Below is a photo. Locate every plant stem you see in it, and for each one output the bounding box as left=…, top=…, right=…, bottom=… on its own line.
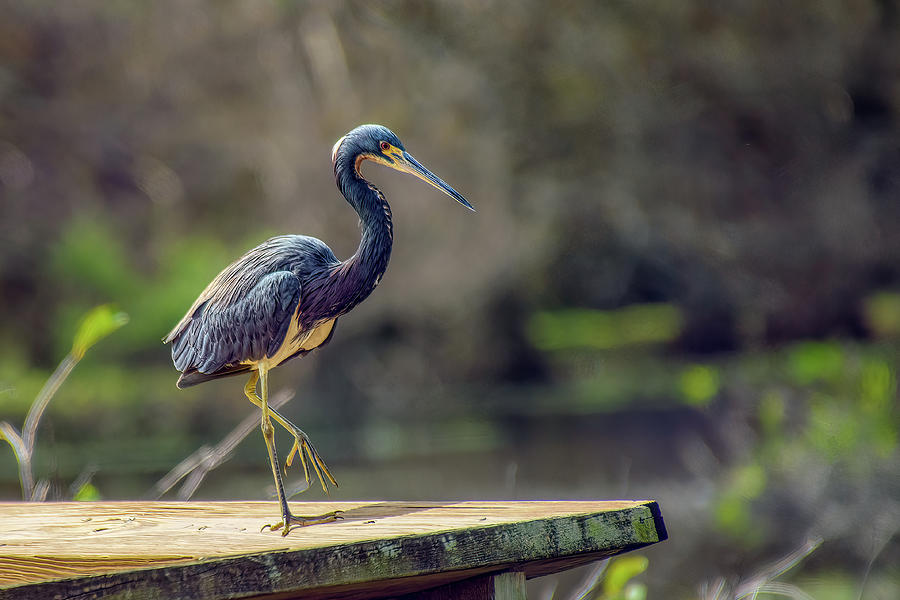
left=19, top=353, right=79, bottom=499
left=0, top=422, right=30, bottom=500
left=24, top=354, right=78, bottom=451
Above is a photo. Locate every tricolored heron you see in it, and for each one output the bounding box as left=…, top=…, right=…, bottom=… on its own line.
left=164, top=124, right=472, bottom=534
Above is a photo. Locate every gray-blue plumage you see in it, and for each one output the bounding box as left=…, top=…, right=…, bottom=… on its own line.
left=165, top=235, right=341, bottom=388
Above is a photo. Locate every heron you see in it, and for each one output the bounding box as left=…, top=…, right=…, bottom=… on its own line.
left=164, top=124, right=472, bottom=534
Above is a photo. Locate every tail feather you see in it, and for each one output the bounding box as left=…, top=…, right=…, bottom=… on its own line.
left=176, top=365, right=252, bottom=389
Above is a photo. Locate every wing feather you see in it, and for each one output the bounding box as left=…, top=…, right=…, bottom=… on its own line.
left=169, top=270, right=301, bottom=377
left=165, top=235, right=341, bottom=388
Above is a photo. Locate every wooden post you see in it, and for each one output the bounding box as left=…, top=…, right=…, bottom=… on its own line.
left=407, top=571, right=526, bottom=600
left=493, top=572, right=527, bottom=600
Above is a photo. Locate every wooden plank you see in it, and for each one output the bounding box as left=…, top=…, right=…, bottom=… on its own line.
left=0, top=500, right=667, bottom=600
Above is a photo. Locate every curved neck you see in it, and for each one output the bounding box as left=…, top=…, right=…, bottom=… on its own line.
left=328, top=149, right=394, bottom=316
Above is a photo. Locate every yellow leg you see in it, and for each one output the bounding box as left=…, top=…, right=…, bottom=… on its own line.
left=249, top=367, right=340, bottom=536
left=244, top=372, right=338, bottom=493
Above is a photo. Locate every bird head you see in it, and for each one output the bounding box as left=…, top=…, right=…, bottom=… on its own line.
left=332, top=124, right=474, bottom=211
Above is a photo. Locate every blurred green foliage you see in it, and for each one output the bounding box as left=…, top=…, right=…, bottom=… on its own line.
left=715, top=463, right=768, bottom=543
left=678, top=365, right=720, bottom=407
left=786, top=342, right=844, bottom=386
left=48, top=214, right=227, bottom=358
left=527, top=304, right=683, bottom=351
left=715, top=341, right=899, bottom=545
left=863, top=293, right=900, bottom=339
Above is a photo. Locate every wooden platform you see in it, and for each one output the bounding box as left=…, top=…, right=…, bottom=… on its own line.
left=0, top=500, right=666, bottom=599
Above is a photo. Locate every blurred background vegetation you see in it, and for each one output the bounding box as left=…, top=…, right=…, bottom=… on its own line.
left=1, top=1, right=899, bottom=598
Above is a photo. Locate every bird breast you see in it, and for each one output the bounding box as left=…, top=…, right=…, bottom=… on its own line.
left=252, top=309, right=336, bottom=369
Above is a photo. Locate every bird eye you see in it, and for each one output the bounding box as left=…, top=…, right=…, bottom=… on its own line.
left=379, top=141, right=391, bottom=152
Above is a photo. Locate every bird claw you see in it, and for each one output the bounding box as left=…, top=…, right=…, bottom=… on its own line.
left=283, top=430, right=338, bottom=494
left=261, top=510, right=343, bottom=536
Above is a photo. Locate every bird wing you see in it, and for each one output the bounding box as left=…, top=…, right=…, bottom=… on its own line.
left=168, top=269, right=302, bottom=378
left=164, top=235, right=342, bottom=387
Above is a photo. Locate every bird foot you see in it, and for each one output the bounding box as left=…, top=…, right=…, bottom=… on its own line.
left=284, top=429, right=338, bottom=494
left=262, top=510, right=343, bottom=536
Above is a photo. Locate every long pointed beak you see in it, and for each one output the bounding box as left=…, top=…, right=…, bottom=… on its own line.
left=398, top=151, right=475, bottom=211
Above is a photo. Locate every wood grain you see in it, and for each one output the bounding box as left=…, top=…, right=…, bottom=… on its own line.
left=0, top=500, right=667, bottom=599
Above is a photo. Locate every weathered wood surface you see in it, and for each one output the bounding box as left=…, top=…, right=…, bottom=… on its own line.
left=0, top=500, right=666, bottom=600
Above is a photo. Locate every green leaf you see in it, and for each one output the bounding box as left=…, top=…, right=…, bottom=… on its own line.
left=602, top=555, right=649, bottom=598
left=73, top=482, right=102, bottom=501
left=71, top=305, right=129, bottom=360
